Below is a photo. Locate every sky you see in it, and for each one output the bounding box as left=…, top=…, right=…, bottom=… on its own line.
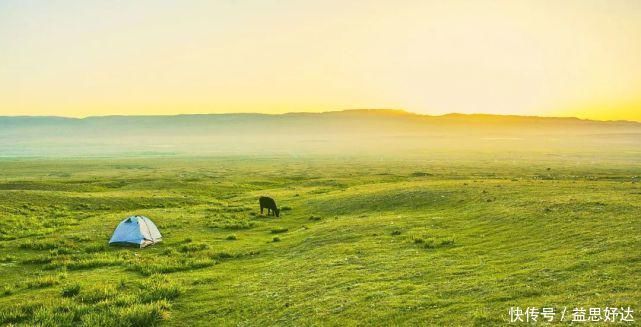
left=1, top=0, right=640, bottom=120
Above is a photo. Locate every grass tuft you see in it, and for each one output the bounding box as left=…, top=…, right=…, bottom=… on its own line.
left=270, top=227, right=288, bottom=234
left=179, top=242, right=209, bottom=252
left=24, top=274, right=62, bottom=289
left=1, top=285, right=14, bottom=296
left=129, top=258, right=215, bottom=276
left=138, top=275, right=183, bottom=303
left=78, top=285, right=118, bottom=304
left=61, top=283, right=81, bottom=297
left=412, top=236, right=455, bottom=249
left=0, top=255, right=16, bottom=263
left=209, top=220, right=255, bottom=230
left=115, top=300, right=170, bottom=327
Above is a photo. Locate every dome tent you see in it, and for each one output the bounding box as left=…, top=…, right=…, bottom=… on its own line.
left=109, top=216, right=162, bottom=248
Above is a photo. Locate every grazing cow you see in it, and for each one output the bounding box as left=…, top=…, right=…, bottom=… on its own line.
left=259, top=196, right=280, bottom=217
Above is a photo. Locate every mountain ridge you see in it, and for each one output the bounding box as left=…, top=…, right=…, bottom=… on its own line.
left=1, top=109, right=640, bottom=157
left=0, top=109, right=639, bottom=124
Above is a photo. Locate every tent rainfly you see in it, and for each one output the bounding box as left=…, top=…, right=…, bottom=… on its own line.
left=109, top=215, right=162, bottom=248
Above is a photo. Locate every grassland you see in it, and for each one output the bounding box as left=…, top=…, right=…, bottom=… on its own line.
left=0, top=155, right=640, bottom=326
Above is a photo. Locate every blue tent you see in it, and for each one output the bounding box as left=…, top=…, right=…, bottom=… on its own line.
left=109, top=216, right=162, bottom=248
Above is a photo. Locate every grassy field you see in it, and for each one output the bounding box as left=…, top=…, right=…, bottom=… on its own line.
left=0, top=155, right=640, bottom=326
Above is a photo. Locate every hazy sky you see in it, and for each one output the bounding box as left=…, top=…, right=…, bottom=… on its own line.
left=1, top=0, right=640, bottom=120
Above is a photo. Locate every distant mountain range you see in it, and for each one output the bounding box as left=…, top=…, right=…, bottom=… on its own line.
left=1, top=110, right=640, bottom=157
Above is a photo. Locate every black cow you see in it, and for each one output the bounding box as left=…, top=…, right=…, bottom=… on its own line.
left=259, top=196, right=280, bottom=217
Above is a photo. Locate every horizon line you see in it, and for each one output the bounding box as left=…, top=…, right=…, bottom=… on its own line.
left=1, top=108, right=639, bottom=124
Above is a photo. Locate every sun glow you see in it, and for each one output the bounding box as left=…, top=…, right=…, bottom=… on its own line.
left=1, top=1, right=640, bottom=120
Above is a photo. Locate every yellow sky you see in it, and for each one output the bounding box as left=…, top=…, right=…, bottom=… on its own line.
left=1, top=0, right=640, bottom=120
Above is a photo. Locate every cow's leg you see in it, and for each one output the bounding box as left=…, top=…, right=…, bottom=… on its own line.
left=268, top=208, right=271, bottom=216
left=260, top=206, right=264, bottom=215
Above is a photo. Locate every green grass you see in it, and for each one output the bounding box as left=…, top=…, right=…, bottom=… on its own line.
left=0, top=155, right=640, bottom=325
left=270, top=227, right=289, bottom=234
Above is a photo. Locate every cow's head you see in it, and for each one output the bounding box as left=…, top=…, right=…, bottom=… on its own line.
left=274, top=208, right=280, bottom=217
